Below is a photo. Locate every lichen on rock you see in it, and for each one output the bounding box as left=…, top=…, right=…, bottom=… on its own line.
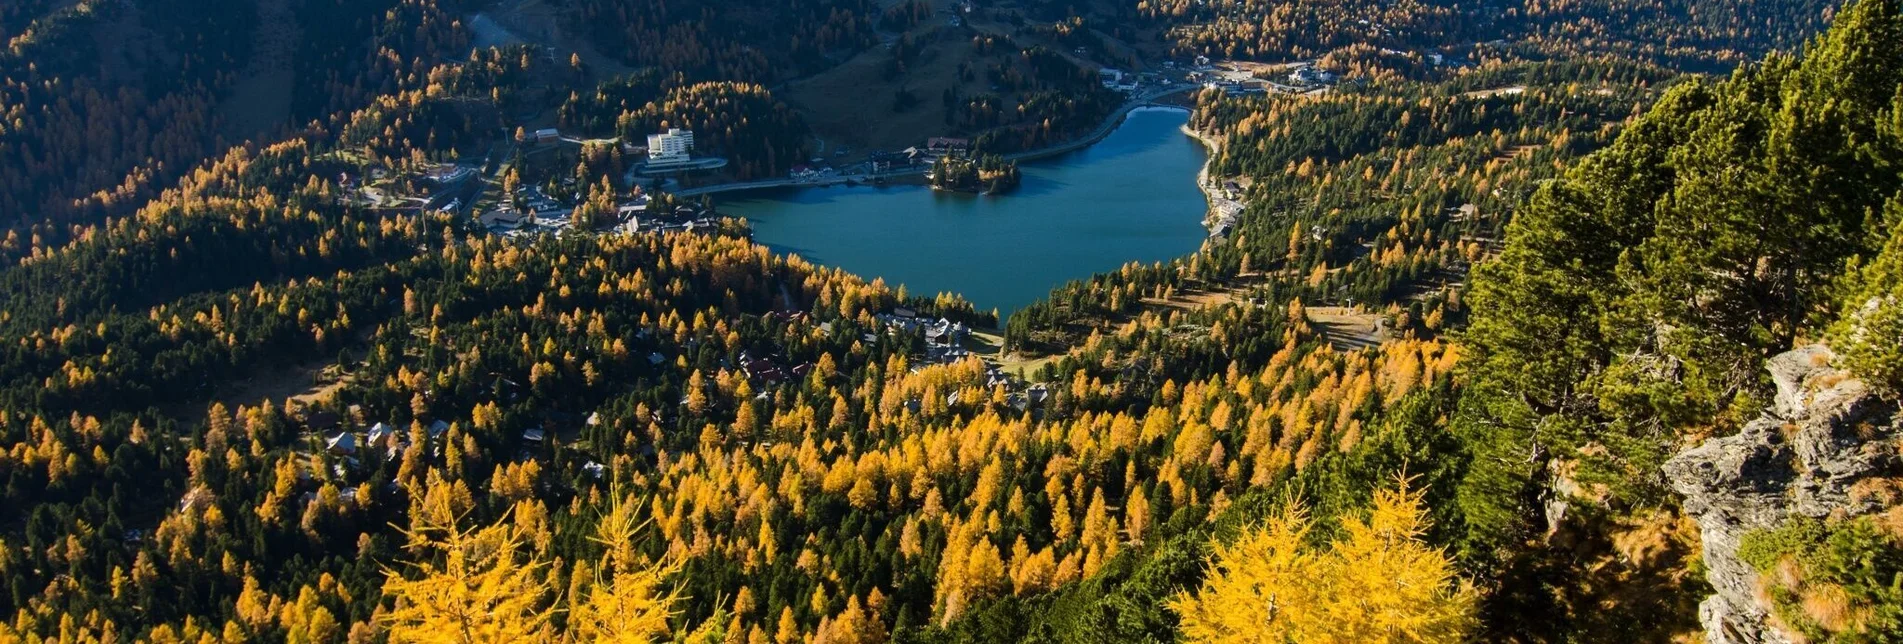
left=1665, top=345, right=1902, bottom=644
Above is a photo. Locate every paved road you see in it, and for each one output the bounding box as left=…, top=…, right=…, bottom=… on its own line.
left=669, top=85, right=1200, bottom=198
left=1002, top=85, right=1199, bottom=163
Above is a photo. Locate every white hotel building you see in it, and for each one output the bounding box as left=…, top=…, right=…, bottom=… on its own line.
left=647, top=128, right=695, bottom=166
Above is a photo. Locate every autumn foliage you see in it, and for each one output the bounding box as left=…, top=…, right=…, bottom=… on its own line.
left=1170, top=482, right=1476, bottom=643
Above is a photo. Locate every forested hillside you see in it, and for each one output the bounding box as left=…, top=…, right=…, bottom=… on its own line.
left=1, top=0, right=1900, bottom=642
left=0, top=0, right=468, bottom=259
left=1141, top=0, right=1840, bottom=68
left=1453, top=0, right=1903, bottom=637
left=571, top=0, right=880, bottom=82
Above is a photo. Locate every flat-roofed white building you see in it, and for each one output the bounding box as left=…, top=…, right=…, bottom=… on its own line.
left=647, top=128, right=695, bottom=165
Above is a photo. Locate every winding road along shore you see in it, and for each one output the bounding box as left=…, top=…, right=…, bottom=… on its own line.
left=669, top=85, right=1200, bottom=198
left=1182, top=121, right=1245, bottom=234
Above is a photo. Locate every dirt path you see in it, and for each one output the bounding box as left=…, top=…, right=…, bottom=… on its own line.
left=159, top=360, right=351, bottom=420
left=1306, top=306, right=1387, bottom=352
left=1140, top=290, right=1234, bottom=311
left=162, top=327, right=373, bottom=420
left=965, top=329, right=1058, bottom=379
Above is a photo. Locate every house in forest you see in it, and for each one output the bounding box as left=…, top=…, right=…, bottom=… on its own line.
left=926, top=138, right=970, bottom=154
left=742, top=353, right=789, bottom=384
left=326, top=432, right=357, bottom=456
left=1289, top=66, right=1337, bottom=85
left=481, top=210, right=526, bottom=232
left=366, top=422, right=395, bottom=448
left=925, top=318, right=969, bottom=346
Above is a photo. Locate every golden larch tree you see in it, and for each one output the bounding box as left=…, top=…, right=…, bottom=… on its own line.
left=569, top=492, right=683, bottom=642
left=380, top=505, right=558, bottom=643
left=1169, top=482, right=1476, bottom=643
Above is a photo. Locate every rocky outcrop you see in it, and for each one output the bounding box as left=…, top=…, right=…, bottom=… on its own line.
left=1664, top=345, right=1902, bottom=644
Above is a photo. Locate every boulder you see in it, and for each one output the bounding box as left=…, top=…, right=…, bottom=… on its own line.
left=1664, top=345, right=1901, bottom=644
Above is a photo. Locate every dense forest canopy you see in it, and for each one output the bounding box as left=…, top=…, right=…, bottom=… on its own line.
left=571, top=0, right=881, bottom=82
left=1, top=0, right=1900, bottom=642
left=1454, top=0, right=1903, bottom=599
left=1140, top=0, right=1841, bottom=68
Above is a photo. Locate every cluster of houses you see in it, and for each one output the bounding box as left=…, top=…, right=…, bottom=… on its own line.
left=864, top=149, right=919, bottom=173
left=1187, top=59, right=1339, bottom=97
left=858, top=308, right=1064, bottom=411
left=334, top=169, right=383, bottom=205
left=478, top=182, right=711, bottom=238
left=1201, top=79, right=1270, bottom=97
left=619, top=197, right=721, bottom=236
left=889, top=137, right=971, bottom=167
left=1208, top=178, right=1245, bottom=239
left=1100, top=67, right=1176, bottom=96
left=1287, top=65, right=1339, bottom=86
left=1097, top=68, right=1141, bottom=93
left=318, top=412, right=442, bottom=453
left=874, top=307, right=973, bottom=348
left=1184, top=52, right=1468, bottom=100
left=738, top=348, right=818, bottom=386
left=904, top=137, right=971, bottom=164
left=821, top=307, right=1055, bottom=412
left=803, top=138, right=972, bottom=180
left=927, top=137, right=971, bottom=155
left=479, top=185, right=570, bottom=236
left=311, top=403, right=581, bottom=478
left=330, top=159, right=523, bottom=217
left=305, top=408, right=457, bottom=484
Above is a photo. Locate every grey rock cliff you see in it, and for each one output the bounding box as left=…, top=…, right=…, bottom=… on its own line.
left=1664, top=345, right=1902, bottom=644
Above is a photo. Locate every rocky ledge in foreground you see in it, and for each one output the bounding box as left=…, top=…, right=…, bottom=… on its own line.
left=1665, top=345, right=1902, bottom=644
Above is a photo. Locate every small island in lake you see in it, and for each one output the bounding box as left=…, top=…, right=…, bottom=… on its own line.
left=929, top=154, right=1022, bottom=194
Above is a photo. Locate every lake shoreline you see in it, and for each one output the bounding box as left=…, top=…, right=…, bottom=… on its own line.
left=1182, top=120, right=1246, bottom=237
left=722, top=108, right=1210, bottom=318
left=673, top=88, right=1198, bottom=198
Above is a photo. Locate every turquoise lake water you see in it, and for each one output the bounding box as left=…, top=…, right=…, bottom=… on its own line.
left=719, top=107, right=1211, bottom=317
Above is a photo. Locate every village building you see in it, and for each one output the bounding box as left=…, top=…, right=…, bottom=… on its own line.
left=647, top=128, right=695, bottom=166
left=481, top=209, right=526, bottom=231
left=926, top=137, right=970, bottom=155
left=325, top=432, right=357, bottom=456
left=1290, top=66, right=1338, bottom=85
left=366, top=422, right=394, bottom=448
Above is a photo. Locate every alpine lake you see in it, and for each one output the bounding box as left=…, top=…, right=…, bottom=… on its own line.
left=719, top=107, right=1212, bottom=318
